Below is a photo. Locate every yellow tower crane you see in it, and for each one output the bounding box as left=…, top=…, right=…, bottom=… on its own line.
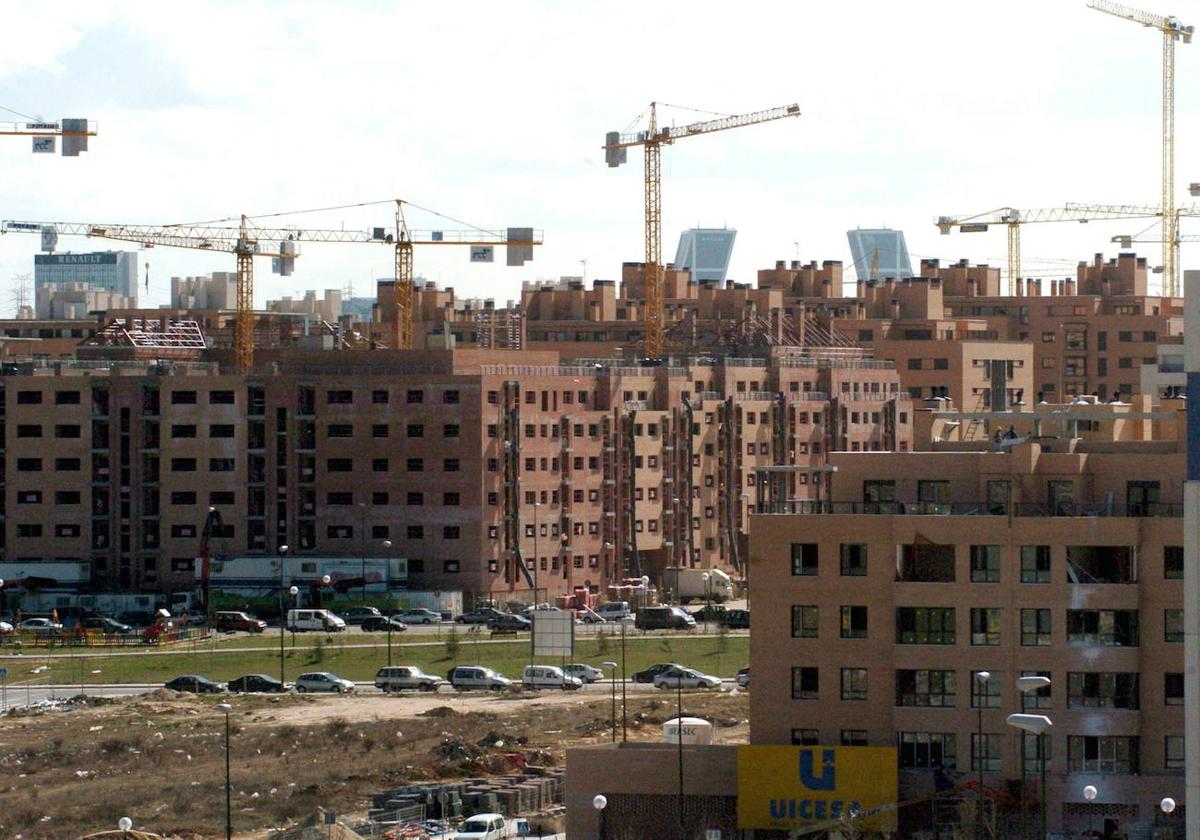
left=1087, top=0, right=1193, bottom=295
left=936, top=203, right=1176, bottom=293
left=603, top=102, right=801, bottom=359
left=1, top=200, right=541, bottom=367
left=0, top=117, right=95, bottom=155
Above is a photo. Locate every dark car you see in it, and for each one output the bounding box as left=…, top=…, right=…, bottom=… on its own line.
left=340, top=606, right=383, bottom=625
left=456, top=608, right=506, bottom=625
left=215, top=611, right=268, bottom=633
left=228, top=674, right=289, bottom=693
left=635, top=606, right=695, bottom=631
left=723, top=609, right=750, bottom=630
left=165, top=675, right=226, bottom=694
left=119, top=611, right=156, bottom=628
left=361, top=615, right=408, bottom=633
left=487, top=614, right=532, bottom=632
left=633, top=662, right=685, bottom=684
left=82, top=616, right=133, bottom=634
left=689, top=605, right=728, bottom=623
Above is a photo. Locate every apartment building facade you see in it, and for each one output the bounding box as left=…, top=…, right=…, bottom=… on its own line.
left=749, top=440, right=1185, bottom=834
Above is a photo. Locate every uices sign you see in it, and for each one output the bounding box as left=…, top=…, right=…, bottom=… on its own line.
left=736, top=745, right=897, bottom=831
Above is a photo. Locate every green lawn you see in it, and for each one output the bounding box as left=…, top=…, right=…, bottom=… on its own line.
left=0, top=632, right=748, bottom=686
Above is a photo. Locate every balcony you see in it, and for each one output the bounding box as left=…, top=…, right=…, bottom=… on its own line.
left=756, top=500, right=1183, bottom=517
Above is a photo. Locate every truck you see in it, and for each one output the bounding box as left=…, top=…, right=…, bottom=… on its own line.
left=662, top=567, right=734, bottom=604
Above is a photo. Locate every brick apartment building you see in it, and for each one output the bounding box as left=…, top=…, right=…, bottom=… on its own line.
left=0, top=346, right=910, bottom=601
left=747, top=411, right=1187, bottom=834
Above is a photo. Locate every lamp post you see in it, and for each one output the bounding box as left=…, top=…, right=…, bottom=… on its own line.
left=383, top=540, right=394, bottom=666
left=278, top=545, right=289, bottom=687
left=593, top=794, right=607, bottom=839
left=974, top=670, right=991, bottom=840
left=1015, top=676, right=1052, bottom=839
left=602, top=660, right=618, bottom=743
left=532, top=500, right=541, bottom=607
left=217, top=701, right=233, bottom=840
left=1007, top=712, right=1053, bottom=840
left=1083, top=784, right=1097, bottom=838
left=700, top=571, right=711, bottom=632
left=620, top=605, right=628, bottom=742
left=288, top=586, right=299, bottom=647
left=118, top=816, right=133, bottom=838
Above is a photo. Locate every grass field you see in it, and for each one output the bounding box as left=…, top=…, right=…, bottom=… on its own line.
left=0, top=630, right=748, bottom=686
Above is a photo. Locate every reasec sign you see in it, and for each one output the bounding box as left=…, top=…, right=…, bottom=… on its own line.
left=736, top=745, right=897, bottom=831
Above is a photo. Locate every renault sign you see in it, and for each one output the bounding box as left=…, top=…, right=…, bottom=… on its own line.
left=736, top=745, right=897, bottom=831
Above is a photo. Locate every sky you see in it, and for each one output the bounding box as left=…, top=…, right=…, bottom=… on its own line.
left=1, top=0, right=1199, bottom=312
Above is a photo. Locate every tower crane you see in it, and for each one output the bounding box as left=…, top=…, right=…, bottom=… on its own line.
left=936, top=203, right=1176, bottom=293
left=0, top=117, right=95, bottom=156
left=1087, top=0, right=1193, bottom=296
left=1, top=200, right=541, bottom=367
left=603, top=102, right=801, bottom=359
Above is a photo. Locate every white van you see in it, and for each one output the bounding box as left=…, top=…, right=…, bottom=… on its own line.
left=596, top=600, right=631, bottom=620
left=286, top=608, right=346, bottom=632
left=452, top=813, right=510, bottom=839
left=522, top=665, right=583, bottom=691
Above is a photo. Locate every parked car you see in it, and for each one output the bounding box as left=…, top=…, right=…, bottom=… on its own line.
left=452, top=813, right=510, bottom=840
left=446, top=665, right=512, bottom=691
left=0, top=621, right=12, bottom=635
left=374, top=666, right=444, bottom=693
left=723, top=609, right=751, bottom=630
left=487, top=614, right=532, bottom=632
left=119, top=611, right=156, bottom=628
left=361, top=615, right=408, bottom=633
left=634, top=606, right=695, bottom=631
left=522, top=665, right=583, bottom=691
left=18, top=617, right=62, bottom=634
left=595, top=601, right=631, bottom=621
left=340, top=606, right=382, bottom=625
left=228, top=674, right=289, bottom=693
left=294, top=672, right=355, bottom=693
left=215, top=611, right=267, bottom=633
left=456, top=608, right=506, bottom=625
left=633, top=663, right=684, bottom=684
left=563, top=663, right=605, bottom=683
left=286, top=609, right=346, bottom=632
left=81, top=616, right=133, bottom=634
left=736, top=667, right=750, bottom=688
left=395, top=608, right=441, bottom=625
left=165, top=675, right=226, bottom=694
left=577, top=608, right=606, bottom=624
left=652, top=666, right=722, bottom=690
left=689, top=604, right=728, bottom=623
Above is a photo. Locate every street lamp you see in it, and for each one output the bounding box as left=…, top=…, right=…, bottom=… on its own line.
left=1083, top=784, right=1097, bottom=838
left=700, top=572, right=711, bottom=631
left=1015, top=676, right=1052, bottom=839
left=383, top=540, right=394, bottom=666
left=217, top=701, right=233, bottom=840
left=602, top=660, right=618, bottom=744
left=1161, top=796, right=1176, bottom=815
left=1007, top=712, right=1053, bottom=840
left=118, top=816, right=133, bottom=838
left=593, top=794, right=607, bottom=838
left=278, top=545, right=290, bottom=686
left=974, top=671, right=991, bottom=840
left=288, top=586, right=299, bottom=647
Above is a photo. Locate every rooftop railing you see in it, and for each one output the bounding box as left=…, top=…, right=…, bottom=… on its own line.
left=755, top=500, right=1183, bottom=518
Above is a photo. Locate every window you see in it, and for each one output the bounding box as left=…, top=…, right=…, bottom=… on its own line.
left=970, top=608, right=1001, bottom=646
left=327, top=525, right=353, bottom=539
left=209, top=424, right=235, bottom=438
left=16, top=458, right=41, bottom=471
left=55, top=524, right=80, bottom=538
left=171, top=458, right=197, bottom=472
left=55, top=457, right=81, bottom=471
left=1066, top=545, right=1135, bottom=583
left=406, top=525, right=424, bottom=539
left=444, top=458, right=460, bottom=472
left=1067, top=609, right=1139, bottom=646
left=899, top=732, right=956, bottom=770
left=406, top=458, right=423, bottom=472
left=209, top=491, right=234, bottom=505
left=443, top=526, right=460, bottom=540
left=1165, top=609, right=1184, bottom=643
left=1165, top=672, right=1184, bottom=706
left=55, top=390, right=80, bottom=405
left=898, top=543, right=955, bottom=582
left=1166, top=736, right=1185, bottom=772
left=840, top=543, right=867, bottom=576
left=371, top=389, right=389, bottom=404
left=1019, top=670, right=1052, bottom=710
left=970, top=545, right=1000, bottom=582
left=443, top=424, right=460, bottom=438
left=971, top=672, right=1000, bottom=708
left=896, top=607, right=955, bottom=644
left=792, top=667, right=819, bottom=700
left=209, top=390, right=235, bottom=405
left=372, top=458, right=389, bottom=472
left=372, top=424, right=389, bottom=438
left=327, top=390, right=353, bottom=404
left=1164, top=545, right=1183, bottom=579
left=16, top=524, right=42, bottom=537
left=841, top=730, right=868, bottom=746
left=54, top=424, right=80, bottom=439
left=442, top=390, right=460, bottom=404
left=443, top=559, right=460, bottom=573
left=170, top=491, right=197, bottom=505
left=840, top=606, right=868, bottom=639
left=327, top=424, right=353, bottom=438
left=896, top=670, right=956, bottom=707
left=406, top=389, right=424, bottom=404
left=372, top=491, right=389, bottom=506
left=1067, top=735, right=1139, bottom=774
left=443, top=492, right=460, bottom=506
left=1067, top=672, right=1139, bottom=709
left=171, top=424, right=197, bottom=438
left=791, top=729, right=820, bottom=746
left=16, top=490, right=41, bottom=504
left=971, top=734, right=1001, bottom=771
left=840, top=668, right=867, bottom=701
left=916, top=480, right=950, bottom=512
left=326, top=458, right=353, bottom=472
left=406, top=424, right=424, bottom=438
left=791, top=543, right=818, bottom=576
left=1021, top=545, right=1051, bottom=583
left=327, top=492, right=353, bottom=505
left=209, top=458, right=235, bottom=472
left=407, top=492, right=423, bottom=506
left=169, top=390, right=196, bottom=405
left=792, top=605, right=819, bottom=638
left=1021, top=609, right=1051, bottom=646
left=54, top=491, right=80, bottom=505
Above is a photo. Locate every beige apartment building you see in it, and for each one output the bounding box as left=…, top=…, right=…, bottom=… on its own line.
left=748, top=429, right=1186, bottom=835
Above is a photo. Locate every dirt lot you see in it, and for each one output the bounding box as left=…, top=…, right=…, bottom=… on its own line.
left=0, top=687, right=748, bottom=839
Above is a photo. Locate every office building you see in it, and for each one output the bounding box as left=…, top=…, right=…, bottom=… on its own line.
left=674, top=228, right=736, bottom=284
left=847, top=228, right=913, bottom=282
left=34, top=251, right=138, bottom=304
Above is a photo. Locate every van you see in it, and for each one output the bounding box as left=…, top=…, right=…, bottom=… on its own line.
left=286, top=608, right=346, bottom=632
left=215, top=611, right=267, bottom=633
left=635, top=605, right=695, bottom=631
left=522, top=665, right=583, bottom=691
left=596, top=600, right=630, bottom=620
left=446, top=665, right=512, bottom=691
left=452, top=813, right=510, bottom=839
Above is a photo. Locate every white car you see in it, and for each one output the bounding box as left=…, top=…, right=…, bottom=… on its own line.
left=563, top=663, right=605, bottom=683
left=375, top=665, right=445, bottom=692
left=452, top=813, right=509, bottom=840
left=522, top=665, right=583, bottom=691
left=294, top=671, right=355, bottom=693
left=652, top=666, right=722, bottom=690
left=18, top=617, right=62, bottom=634
left=0, top=621, right=12, bottom=635
left=396, top=608, right=442, bottom=625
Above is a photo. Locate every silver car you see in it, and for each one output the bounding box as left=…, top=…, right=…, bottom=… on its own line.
left=652, top=666, right=722, bottom=690
left=294, top=671, right=355, bottom=693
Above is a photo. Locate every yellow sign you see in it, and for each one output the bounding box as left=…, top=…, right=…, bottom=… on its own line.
left=737, top=745, right=898, bottom=831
